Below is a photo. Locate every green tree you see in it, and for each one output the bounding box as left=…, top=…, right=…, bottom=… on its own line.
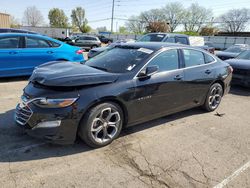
left=71, top=7, right=90, bottom=33
left=48, top=8, right=68, bottom=28
left=119, top=26, right=127, bottom=34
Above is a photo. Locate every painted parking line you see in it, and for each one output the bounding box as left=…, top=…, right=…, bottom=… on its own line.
left=0, top=143, right=47, bottom=158
left=213, top=160, right=250, bottom=188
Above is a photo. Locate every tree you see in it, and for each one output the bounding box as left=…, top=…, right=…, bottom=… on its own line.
left=48, top=8, right=68, bottom=28
left=71, top=7, right=90, bottom=33
left=23, top=6, right=44, bottom=26
left=184, top=3, right=212, bottom=32
left=119, top=26, right=127, bottom=34
left=200, top=26, right=218, bottom=36
left=125, top=15, right=146, bottom=34
left=10, top=16, right=20, bottom=28
left=146, top=22, right=170, bottom=33
left=218, top=8, right=250, bottom=32
left=96, top=26, right=107, bottom=32
left=141, top=9, right=170, bottom=32
left=163, top=2, right=185, bottom=32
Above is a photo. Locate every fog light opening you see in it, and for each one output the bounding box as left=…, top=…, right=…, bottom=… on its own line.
left=33, top=120, right=61, bottom=129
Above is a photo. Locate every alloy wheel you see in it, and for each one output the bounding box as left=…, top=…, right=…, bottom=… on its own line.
left=208, top=85, right=223, bottom=110
left=90, top=107, right=121, bottom=143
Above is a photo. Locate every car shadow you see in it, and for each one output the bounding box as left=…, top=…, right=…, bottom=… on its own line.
left=0, top=76, right=29, bottom=83
left=230, top=85, right=250, bottom=96
left=0, top=107, right=206, bottom=163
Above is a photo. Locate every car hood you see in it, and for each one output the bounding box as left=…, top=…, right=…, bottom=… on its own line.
left=91, top=46, right=109, bottom=52
left=225, top=59, right=250, bottom=69
left=29, top=61, right=119, bottom=87
left=216, top=51, right=239, bottom=58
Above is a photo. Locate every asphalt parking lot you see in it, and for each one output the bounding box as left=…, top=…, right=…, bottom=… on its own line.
left=0, top=78, right=249, bottom=188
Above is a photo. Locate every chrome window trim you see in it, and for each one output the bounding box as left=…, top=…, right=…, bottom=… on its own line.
left=134, top=46, right=217, bottom=79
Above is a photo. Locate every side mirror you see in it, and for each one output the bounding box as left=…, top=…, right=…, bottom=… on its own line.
left=138, top=65, right=159, bottom=78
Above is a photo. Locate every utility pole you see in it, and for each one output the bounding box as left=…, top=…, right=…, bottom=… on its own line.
left=111, top=0, right=115, bottom=33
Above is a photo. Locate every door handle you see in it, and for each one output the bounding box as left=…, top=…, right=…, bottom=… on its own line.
left=9, top=51, right=18, bottom=55
left=47, top=51, right=54, bottom=54
left=174, top=75, right=183, bottom=80
left=205, top=70, right=212, bottom=74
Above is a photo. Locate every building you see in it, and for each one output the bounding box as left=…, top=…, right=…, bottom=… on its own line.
left=21, top=26, right=71, bottom=39
left=0, top=13, right=10, bottom=28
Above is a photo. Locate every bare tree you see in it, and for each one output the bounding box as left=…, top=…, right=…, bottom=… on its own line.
left=141, top=9, right=170, bottom=32
left=184, top=3, right=212, bottom=32
left=162, top=2, right=185, bottom=32
left=125, top=15, right=146, bottom=34
left=218, top=8, right=250, bottom=32
left=23, top=6, right=44, bottom=26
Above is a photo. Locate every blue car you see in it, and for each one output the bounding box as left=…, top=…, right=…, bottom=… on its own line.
left=0, top=33, right=84, bottom=77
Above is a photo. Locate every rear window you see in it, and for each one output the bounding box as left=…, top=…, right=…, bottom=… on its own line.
left=138, top=34, right=166, bottom=42
left=176, top=37, right=188, bottom=45
left=0, top=36, right=19, bottom=48
left=26, top=37, right=51, bottom=48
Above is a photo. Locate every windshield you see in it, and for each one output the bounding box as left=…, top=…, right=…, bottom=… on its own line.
left=85, top=47, right=153, bottom=73
left=224, top=46, right=246, bottom=53
left=236, top=50, right=250, bottom=60
left=138, top=34, right=166, bottom=42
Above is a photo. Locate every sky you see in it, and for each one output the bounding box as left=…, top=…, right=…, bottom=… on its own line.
left=0, top=0, right=250, bottom=31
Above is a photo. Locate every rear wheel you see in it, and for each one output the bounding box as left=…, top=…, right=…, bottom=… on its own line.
left=79, top=102, right=123, bottom=148
left=203, top=83, right=223, bottom=112
left=91, top=45, right=98, bottom=49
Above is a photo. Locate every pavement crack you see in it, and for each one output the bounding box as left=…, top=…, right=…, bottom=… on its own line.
left=8, top=155, right=17, bottom=188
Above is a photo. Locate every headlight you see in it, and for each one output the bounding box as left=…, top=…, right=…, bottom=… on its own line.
left=33, top=98, right=78, bottom=108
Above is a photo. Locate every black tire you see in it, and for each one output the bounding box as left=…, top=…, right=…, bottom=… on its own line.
left=91, top=45, right=98, bottom=49
left=203, top=83, right=223, bottom=112
left=78, top=102, right=123, bottom=148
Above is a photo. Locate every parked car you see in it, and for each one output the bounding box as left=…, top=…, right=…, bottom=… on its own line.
left=225, top=50, right=250, bottom=87
left=0, top=33, right=84, bottom=77
left=66, top=35, right=101, bottom=49
left=0, top=28, right=37, bottom=34
left=98, top=35, right=113, bottom=44
left=216, top=44, right=249, bottom=60
left=88, top=39, right=135, bottom=59
left=137, top=33, right=214, bottom=53
left=15, top=42, right=232, bottom=147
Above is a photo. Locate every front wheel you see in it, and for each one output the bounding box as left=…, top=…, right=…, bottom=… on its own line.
left=78, top=102, right=123, bottom=148
left=203, top=83, right=223, bottom=112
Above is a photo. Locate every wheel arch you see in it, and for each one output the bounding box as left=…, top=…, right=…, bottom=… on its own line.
left=211, top=80, right=225, bottom=95
left=79, top=96, right=129, bottom=129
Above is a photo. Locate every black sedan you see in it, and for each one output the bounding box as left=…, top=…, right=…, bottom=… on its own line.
left=15, top=43, right=232, bottom=148
left=216, top=44, right=249, bottom=60
left=226, top=50, right=250, bottom=87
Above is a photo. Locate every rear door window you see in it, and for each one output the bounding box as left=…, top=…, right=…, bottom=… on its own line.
left=26, top=37, right=51, bottom=48
left=176, top=37, right=188, bottom=45
left=164, top=37, right=175, bottom=43
left=0, top=36, right=20, bottom=49
left=183, top=49, right=205, bottom=67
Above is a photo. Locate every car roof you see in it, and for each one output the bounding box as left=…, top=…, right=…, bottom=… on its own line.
left=143, top=32, right=188, bottom=37
left=119, top=42, right=193, bottom=51
left=0, top=33, right=63, bottom=43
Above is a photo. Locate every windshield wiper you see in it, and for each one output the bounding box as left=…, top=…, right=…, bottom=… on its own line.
left=89, top=65, right=109, bottom=72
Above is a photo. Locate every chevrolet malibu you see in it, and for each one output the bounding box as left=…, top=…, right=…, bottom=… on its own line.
left=15, top=43, right=232, bottom=148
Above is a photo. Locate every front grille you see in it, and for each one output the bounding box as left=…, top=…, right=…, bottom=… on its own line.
left=15, top=103, right=33, bottom=126
left=233, top=68, right=250, bottom=76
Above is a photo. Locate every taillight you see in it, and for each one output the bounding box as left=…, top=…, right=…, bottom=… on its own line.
left=228, top=66, right=233, bottom=73
left=76, top=49, right=84, bottom=54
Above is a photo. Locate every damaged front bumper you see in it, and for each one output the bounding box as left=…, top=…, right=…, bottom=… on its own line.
left=14, top=99, right=80, bottom=145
